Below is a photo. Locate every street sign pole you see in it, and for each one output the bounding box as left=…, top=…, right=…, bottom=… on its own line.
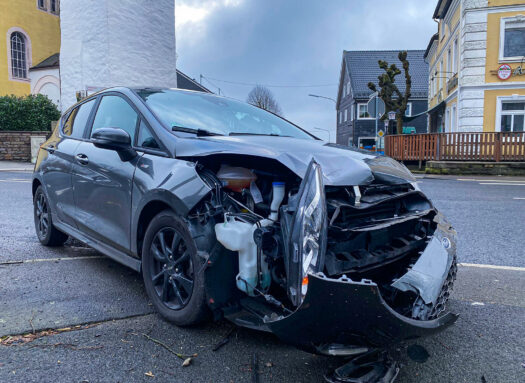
left=375, top=96, right=378, bottom=142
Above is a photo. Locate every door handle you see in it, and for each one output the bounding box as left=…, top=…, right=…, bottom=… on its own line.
left=75, top=153, right=89, bottom=165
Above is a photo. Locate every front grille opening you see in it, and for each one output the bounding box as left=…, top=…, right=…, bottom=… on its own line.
left=324, top=184, right=441, bottom=320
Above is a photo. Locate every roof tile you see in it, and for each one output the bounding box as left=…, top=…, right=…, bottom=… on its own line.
left=344, top=50, right=428, bottom=99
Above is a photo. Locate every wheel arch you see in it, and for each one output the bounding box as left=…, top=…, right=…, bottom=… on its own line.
left=132, top=190, right=201, bottom=258
left=32, top=177, right=42, bottom=197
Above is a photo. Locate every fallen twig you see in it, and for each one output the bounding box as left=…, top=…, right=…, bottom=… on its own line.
left=142, top=333, right=197, bottom=361
left=29, top=312, right=36, bottom=335
left=0, top=260, right=23, bottom=266
left=212, top=327, right=235, bottom=352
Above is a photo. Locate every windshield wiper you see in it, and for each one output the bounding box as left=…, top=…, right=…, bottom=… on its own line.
left=172, top=126, right=222, bottom=136
left=229, top=132, right=290, bottom=137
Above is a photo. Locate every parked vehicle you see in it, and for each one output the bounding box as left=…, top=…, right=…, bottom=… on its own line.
left=33, top=87, right=457, bottom=380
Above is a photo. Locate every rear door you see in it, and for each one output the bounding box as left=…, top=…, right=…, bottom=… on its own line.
left=72, top=93, right=142, bottom=254
left=39, top=98, right=96, bottom=228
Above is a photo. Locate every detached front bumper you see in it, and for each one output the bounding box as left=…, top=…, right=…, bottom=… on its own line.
left=266, top=273, right=458, bottom=352
left=266, top=215, right=458, bottom=353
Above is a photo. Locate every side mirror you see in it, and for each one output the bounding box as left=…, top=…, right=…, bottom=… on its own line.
left=92, top=128, right=136, bottom=161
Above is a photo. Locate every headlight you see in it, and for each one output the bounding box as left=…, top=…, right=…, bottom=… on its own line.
left=287, top=160, right=327, bottom=306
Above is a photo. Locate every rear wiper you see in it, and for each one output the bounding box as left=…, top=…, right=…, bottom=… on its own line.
left=172, top=126, right=222, bottom=136
left=229, top=132, right=290, bottom=137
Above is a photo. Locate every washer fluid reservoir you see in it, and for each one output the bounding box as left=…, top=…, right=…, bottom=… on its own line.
left=216, top=165, right=256, bottom=193
left=215, top=215, right=270, bottom=296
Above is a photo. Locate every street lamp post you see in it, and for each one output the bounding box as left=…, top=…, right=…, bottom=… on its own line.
left=308, top=94, right=336, bottom=104
left=308, top=94, right=336, bottom=143
left=312, top=127, right=331, bottom=142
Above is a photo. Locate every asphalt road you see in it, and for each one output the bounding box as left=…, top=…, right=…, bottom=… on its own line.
left=0, top=171, right=524, bottom=383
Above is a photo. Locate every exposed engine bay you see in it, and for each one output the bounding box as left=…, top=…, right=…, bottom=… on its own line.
left=185, top=154, right=458, bottom=352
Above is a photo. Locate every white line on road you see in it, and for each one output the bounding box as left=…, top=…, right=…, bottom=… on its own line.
left=459, top=263, right=525, bottom=272
left=3, top=256, right=523, bottom=272
left=478, top=182, right=525, bottom=186
left=457, top=178, right=525, bottom=182
left=0, top=255, right=105, bottom=265
left=513, top=197, right=525, bottom=200
left=0, top=179, right=31, bottom=183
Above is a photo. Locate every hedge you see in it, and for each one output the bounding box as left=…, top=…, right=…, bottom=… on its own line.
left=0, top=94, right=61, bottom=132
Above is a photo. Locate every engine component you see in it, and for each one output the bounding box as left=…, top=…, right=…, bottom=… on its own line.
left=216, top=165, right=256, bottom=193
left=269, top=182, right=285, bottom=221
left=215, top=181, right=286, bottom=297
left=215, top=215, right=270, bottom=296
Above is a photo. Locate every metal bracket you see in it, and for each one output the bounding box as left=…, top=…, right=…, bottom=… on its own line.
left=353, top=186, right=361, bottom=206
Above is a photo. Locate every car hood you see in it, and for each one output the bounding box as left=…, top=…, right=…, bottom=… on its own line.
left=174, top=135, right=415, bottom=186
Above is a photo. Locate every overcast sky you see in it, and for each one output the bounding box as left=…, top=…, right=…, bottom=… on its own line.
left=175, top=0, right=437, bottom=141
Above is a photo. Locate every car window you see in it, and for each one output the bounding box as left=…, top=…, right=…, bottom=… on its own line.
left=137, top=120, right=160, bottom=149
left=62, top=99, right=96, bottom=139
left=91, top=95, right=138, bottom=142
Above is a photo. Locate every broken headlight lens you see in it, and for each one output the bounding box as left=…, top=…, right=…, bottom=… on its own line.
left=288, top=160, right=327, bottom=306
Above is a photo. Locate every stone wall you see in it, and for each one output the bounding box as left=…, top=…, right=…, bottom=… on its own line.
left=0, top=131, right=50, bottom=162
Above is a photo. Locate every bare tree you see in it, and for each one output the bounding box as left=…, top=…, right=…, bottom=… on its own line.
left=247, top=85, right=283, bottom=116
left=368, top=51, right=412, bottom=134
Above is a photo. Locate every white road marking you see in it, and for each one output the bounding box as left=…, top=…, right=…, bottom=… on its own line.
left=471, top=302, right=485, bottom=306
left=0, top=255, right=105, bottom=265
left=479, top=182, right=525, bottom=186
left=459, top=263, right=525, bottom=272
left=457, top=178, right=525, bottom=183
left=3, top=256, right=523, bottom=273
left=0, top=179, right=31, bottom=183
left=513, top=197, right=525, bottom=200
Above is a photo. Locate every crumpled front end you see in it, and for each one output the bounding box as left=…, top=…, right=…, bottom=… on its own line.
left=193, top=155, right=458, bottom=352
left=272, top=160, right=458, bottom=351
left=269, top=215, right=458, bottom=353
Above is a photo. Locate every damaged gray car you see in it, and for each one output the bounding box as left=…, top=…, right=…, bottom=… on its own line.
left=33, top=87, right=457, bottom=381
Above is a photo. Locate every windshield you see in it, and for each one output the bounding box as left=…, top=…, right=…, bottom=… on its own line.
left=136, top=89, right=315, bottom=140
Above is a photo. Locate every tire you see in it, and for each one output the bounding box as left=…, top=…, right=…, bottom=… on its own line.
left=33, top=186, right=68, bottom=246
left=142, top=210, right=209, bottom=326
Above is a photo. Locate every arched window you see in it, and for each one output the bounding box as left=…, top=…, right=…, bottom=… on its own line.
left=10, top=32, right=27, bottom=79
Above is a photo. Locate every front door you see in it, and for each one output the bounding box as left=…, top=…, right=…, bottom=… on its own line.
left=72, top=94, right=141, bottom=253
left=40, top=98, right=97, bottom=227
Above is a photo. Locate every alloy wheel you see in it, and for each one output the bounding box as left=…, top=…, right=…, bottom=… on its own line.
left=35, top=192, right=49, bottom=239
left=149, top=227, right=194, bottom=310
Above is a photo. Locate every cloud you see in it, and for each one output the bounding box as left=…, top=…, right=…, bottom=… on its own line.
left=176, top=4, right=210, bottom=26
left=176, top=0, right=244, bottom=43
left=175, top=0, right=437, bottom=141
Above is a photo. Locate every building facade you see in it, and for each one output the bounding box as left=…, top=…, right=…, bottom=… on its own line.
left=425, top=0, right=525, bottom=133
left=336, top=50, right=429, bottom=146
left=0, top=0, right=60, bottom=97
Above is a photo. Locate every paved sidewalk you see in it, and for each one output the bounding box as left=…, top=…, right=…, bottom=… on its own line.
left=0, top=161, right=34, bottom=172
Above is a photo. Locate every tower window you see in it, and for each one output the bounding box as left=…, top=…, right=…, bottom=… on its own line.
left=10, top=32, right=27, bottom=79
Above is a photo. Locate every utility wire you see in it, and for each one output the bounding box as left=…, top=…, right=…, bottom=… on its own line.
left=200, top=76, right=224, bottom=95
left=201, top=75, right=337, bottom=89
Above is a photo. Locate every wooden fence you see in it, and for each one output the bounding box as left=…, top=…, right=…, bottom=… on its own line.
left=385, top=132, right=525, bottom=162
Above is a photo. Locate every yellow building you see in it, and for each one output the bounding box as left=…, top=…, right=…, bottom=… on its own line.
left=425, top=0, right=525, bottom=133
left=0, top=0, right=60, bottom=97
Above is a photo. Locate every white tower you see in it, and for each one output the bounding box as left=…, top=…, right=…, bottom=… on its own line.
left=60, top=0, right=177, bottom=110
